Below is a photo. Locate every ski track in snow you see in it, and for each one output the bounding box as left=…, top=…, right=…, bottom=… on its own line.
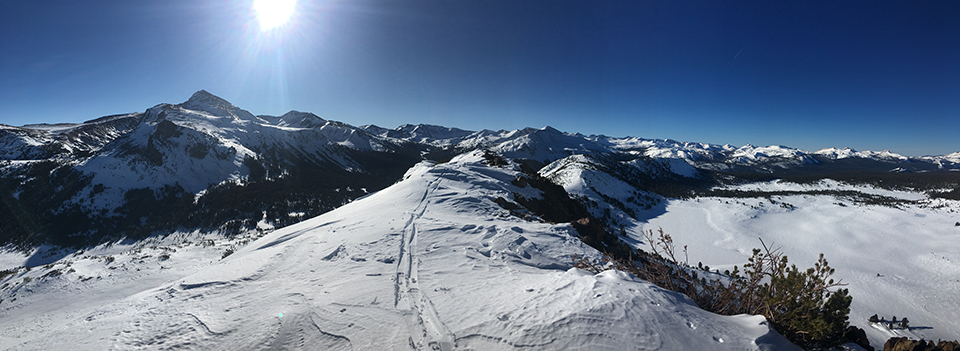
left=396, top=172, right=457, bottom=350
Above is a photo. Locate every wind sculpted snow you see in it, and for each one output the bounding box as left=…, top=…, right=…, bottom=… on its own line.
left=0, top=150, right=799, bottom=350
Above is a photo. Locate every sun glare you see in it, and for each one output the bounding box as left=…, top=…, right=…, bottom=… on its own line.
left=254, top=0, right=296, bottom=31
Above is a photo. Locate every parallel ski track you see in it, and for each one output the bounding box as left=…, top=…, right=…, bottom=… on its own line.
left=395, top=171, right=457, bottom=351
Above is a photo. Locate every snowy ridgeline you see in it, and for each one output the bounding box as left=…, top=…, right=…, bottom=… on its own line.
left=2, top=90, right=958, bottom=251
left=0, top=151, right=803, bottom=350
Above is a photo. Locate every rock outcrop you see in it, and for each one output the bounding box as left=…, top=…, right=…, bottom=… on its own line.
left=884, top=337, right=960, bottom=351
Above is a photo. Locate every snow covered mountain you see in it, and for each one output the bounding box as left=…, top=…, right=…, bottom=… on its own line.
left=2, top=90, right=959, bottom=349
left=364, top=123, right=960, bottom=173
left=1, top=91, right=435, bottom=247
left=2, top=88, right=957, bottom=249
left=76, top=90, right=398, bottom=209
left=0, top=113, right=141, bottom=160
left=2, top=89, right=958, bottom=247
left=0, top=151, right=802, bottom=350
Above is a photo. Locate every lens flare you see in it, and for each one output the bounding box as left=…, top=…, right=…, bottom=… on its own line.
left=254, top=0, right=296, bottom=31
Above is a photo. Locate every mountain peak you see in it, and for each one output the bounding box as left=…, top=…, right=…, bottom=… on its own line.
left=184, top=90, right=233, bottom=109
left=541, top=126, right=561, bottom=133
left=176, top=90, right=256, bottom=121
left=277, top=110, right=326, bottom=128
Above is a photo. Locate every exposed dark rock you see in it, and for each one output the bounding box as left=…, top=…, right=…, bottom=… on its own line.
left=511, top=175, right=528, bottom=188
left=884, top=337, right=924, bottom=351
left=493, top=197, right=521, bottom=211
left=940, top=340, right=960, bottom=351
left=884, top=337, right=960, bottom=351
left=187, top=143, right=208, bottom=159
left=154, top=119, right=182, bottom=139
left=842, top=326, right=873, bottom=351
left=480, top=150, right=508, bottom=167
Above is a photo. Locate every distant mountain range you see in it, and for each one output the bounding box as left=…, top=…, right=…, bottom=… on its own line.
left=1, top=90, right=958, bottom=247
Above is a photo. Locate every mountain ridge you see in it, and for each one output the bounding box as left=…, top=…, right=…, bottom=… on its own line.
left=1, top=90, right=958, bottom=248
left=2, top=90, right=959, bottom=350
left=4, top=90, right=958, bottom=165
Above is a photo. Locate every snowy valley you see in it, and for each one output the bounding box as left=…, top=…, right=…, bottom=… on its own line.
left=2, top=91, right=959, bottom=350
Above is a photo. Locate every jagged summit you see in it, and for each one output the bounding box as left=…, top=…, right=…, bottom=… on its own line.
left=540, top=125, right=561, bottom=133
left=176, top=90, right=255, bottom=120
left=183, top=90, right=232, bottom=108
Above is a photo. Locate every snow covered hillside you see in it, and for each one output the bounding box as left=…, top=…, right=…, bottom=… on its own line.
left=0, top=151, right=799, bottom=350
left=1, top=91, right=426, bottom=247
left=543, top=156, right=960, bottom=348
left=635, top=186, right=960, bottom=348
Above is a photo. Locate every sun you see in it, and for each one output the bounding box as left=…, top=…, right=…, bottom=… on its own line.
left=254, top=0, right=296, bottom=31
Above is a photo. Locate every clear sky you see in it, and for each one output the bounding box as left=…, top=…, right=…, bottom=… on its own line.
left=1, top=0, right=958, bottom=156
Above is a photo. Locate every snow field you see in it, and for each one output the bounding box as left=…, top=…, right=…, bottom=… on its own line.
left=0, top=231, right=262, bottom=348
left=636, top=192, right=960, bottom=347
left=1, top=151, right=797, bottom=350
left=543, top=156, right=960, bottom=348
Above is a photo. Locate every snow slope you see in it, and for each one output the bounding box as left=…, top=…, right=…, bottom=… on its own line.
left=66, top=91, right=393, bottom=213
left=542, top=170, right=960, bottom=348
left=0, top=151, right=798, bottom=350
left=636, top=194, right=960, bottom=347
left=546, top=157, right=960, bottom=347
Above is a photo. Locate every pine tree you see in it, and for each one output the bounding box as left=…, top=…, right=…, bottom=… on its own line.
left=900, top=317, right=909, bottom=330
left=869, top=314, right=879, bottom=323
left=752, top=252, right=851, bottom=348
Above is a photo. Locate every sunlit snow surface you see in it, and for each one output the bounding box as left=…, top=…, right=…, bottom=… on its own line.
left=636, top=195, right=960, bottom=347
left=0, top=151, right=798, bottom=350
left=544, top=161, right=960, bottom=348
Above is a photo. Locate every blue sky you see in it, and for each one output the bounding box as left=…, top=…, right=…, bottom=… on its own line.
left=1, top=0, right=957, bottom=156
